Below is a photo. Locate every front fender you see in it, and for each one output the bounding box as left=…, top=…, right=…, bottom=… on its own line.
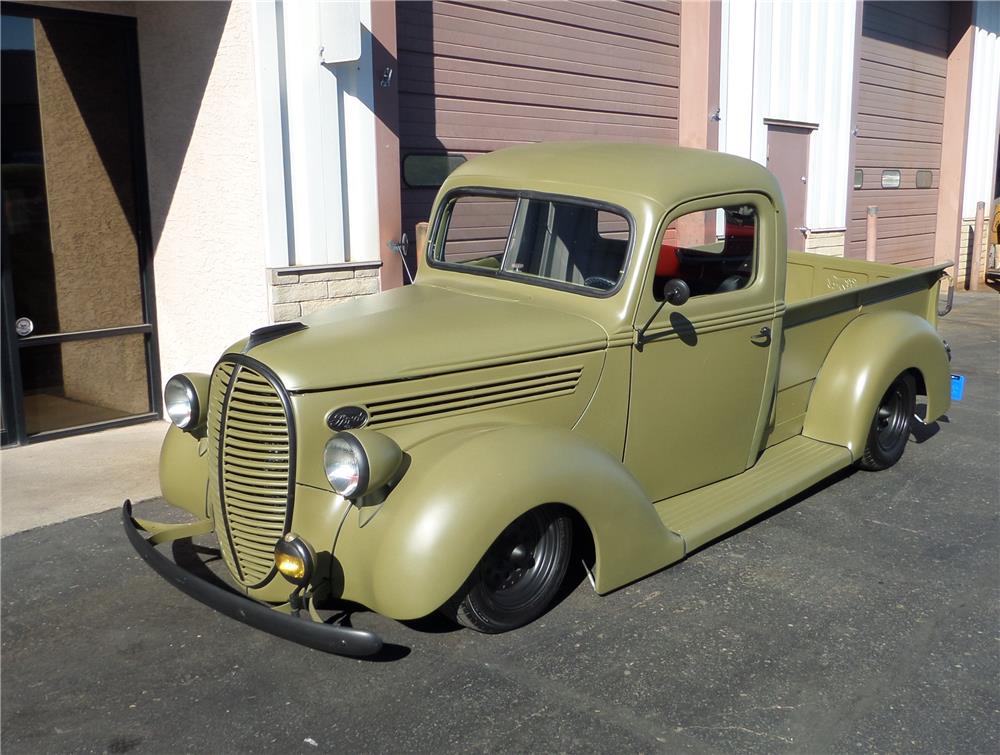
left=802, top=311, right=950, bottom=459
left=159, top=424, right=209, bottom=518
left=332, top=424, right=684, bottom=620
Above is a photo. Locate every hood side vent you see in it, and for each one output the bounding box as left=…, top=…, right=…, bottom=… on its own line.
left=367, top=366, right=583, bottom=428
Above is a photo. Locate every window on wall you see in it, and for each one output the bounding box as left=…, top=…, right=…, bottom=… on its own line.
left=403, top=154, right=467, bottom=188
left=653, top=205, right=757, bottom=301
left=854, top=168, right=864, bottom=189
left=915, top=170, right=932, bottom=189
left=881, top=169, right=901, bottom=189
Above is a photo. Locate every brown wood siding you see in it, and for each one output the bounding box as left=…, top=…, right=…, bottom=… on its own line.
left=847, top=1, right=949, bottom=265
left=396, top=0, right=681, bottom=262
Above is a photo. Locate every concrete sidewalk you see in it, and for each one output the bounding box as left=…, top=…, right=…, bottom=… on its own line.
left=0, top=420, right=168, bottom=536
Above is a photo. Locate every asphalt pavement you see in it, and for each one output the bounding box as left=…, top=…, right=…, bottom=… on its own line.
left=2, top=291, right=997, bottom=754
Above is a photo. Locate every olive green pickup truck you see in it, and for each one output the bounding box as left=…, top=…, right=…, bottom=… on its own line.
left=125, top=143, right=951, bottom=657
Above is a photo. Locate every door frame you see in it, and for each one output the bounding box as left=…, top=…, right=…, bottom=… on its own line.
left=764, top=118, right=817, bottom=249
left=627, top=191, right=783, bottom=501
left=0, top=2, right=162, bottom=446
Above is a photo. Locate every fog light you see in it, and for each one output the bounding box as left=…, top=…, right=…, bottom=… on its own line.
left=274, top=533, right=315, bottom=586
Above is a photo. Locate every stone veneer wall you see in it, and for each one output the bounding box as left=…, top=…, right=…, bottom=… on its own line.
left=956, top=216, right=991, bottom=285
left=803, top=230, right=846, bottom=257
left=269, top=261, right=382, bottom=323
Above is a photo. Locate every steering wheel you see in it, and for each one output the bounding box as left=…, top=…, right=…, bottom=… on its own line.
left=583, top=275, right=617, bottom=290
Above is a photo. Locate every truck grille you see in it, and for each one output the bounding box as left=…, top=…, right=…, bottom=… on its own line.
left=207, top=359, right=294, bottom=587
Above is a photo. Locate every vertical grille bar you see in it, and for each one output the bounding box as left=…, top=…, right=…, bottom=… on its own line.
left=207, top=358, right=294, bottom=587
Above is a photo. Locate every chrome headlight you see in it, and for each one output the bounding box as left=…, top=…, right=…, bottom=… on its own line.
left=324, top=434, right=367, bottom=497
left=164, top=374, right=200, bottom=429
left=323, top=430, right=403, bottom=499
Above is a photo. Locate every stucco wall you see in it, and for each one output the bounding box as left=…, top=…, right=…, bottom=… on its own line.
left=135, top=1, right=267, bottom=388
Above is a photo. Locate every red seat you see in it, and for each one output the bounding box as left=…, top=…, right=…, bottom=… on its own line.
left=656, top=243, right=681, bottom=277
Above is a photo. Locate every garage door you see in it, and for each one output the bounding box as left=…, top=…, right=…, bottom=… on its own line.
left=396, top=0, right=680, bottom=268
left=847, top=1, right=949, bottom=265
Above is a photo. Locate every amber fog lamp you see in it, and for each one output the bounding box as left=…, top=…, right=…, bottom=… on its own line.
left=323, top=429, right=403, bottom=499
left=164, top=373, right=209, bottom=430
left=274, top=533, right=315, bottom=585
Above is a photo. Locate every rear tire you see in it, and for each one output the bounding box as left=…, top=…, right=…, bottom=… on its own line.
left=858, top=372, right=916, bottom=471
left=441, top=507, right=572, bottom=633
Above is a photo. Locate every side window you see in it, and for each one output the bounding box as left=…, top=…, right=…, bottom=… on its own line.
left=440, top=196, right=517, bottom=268
left=653, top=205, right=757, bottom=301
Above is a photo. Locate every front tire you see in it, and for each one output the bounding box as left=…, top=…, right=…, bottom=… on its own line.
left=442, top=507, right=572, bottom=633
left=858, top=372, right=916, bottom=471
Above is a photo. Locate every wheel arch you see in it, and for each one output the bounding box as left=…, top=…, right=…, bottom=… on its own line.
left=802, top=311, right=950, bottom=459
left=331, top=424, right=684, bottom=620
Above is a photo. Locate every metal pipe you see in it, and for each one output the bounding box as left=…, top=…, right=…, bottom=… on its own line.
left=969, top=201, right=985, bottom=291
left=865, top=205, right=878, bottom=262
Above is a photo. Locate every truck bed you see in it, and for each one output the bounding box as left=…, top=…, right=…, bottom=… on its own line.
left=765, top=252, right=948, bottom=448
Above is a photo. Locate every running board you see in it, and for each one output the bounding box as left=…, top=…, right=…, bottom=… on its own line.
left=656, top=436, right=852, bottom=554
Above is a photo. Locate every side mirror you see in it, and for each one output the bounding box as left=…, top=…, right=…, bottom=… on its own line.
left=662, top=278, right=690, bottom=306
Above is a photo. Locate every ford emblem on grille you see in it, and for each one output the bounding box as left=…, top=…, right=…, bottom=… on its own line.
left=327, top=405, right=370, bottom=431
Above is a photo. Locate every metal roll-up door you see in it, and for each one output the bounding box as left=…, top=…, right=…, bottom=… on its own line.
left=848, top=1, right=949, bottom=265
left=396, top=0, right=680, bottom=269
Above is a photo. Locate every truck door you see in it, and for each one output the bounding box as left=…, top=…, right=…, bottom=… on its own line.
left=625, top=194, right=782, bottom=502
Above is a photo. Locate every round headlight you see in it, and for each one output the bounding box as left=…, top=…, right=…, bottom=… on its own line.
left=323, top=435, right=368, bottom=497
left=164, top=375, right=199, bottom=429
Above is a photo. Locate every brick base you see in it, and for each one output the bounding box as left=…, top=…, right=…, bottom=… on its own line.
left=803, top=230, right=846, bottom=257
left=268, top=261, right=381, bottom=323
left=957, top=217, right=990, bottom=285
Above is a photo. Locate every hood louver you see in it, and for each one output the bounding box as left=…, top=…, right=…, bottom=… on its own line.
left=366, top=366, right=583, bottom=429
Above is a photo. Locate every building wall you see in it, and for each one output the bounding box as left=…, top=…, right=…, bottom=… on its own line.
left=719, top=0, right=857, bottom=248
left=134, top=1, right=269, bottom=385
left=957, top=215, right=990, bottom=284
left=33, top=16, right=148, bottom=414
left=962, top=1, right=1000, bottom=218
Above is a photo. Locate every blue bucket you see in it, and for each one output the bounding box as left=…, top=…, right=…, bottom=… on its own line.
left=950, top=374, right=966, bottom=401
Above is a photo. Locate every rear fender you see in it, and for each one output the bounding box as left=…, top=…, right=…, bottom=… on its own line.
left=802, top=311, right=950, bottom=459
left=332, top=424, right=683, bottom=620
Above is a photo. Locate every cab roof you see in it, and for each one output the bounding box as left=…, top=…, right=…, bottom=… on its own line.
left=442, top=142, right=783, bottom=212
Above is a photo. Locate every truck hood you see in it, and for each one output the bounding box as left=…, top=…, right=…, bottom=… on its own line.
left=239, top=284, right=609, bottom=392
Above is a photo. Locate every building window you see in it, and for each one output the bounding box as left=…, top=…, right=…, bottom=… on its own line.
left=403, top=154, right=467, bottom=188
left=915, top=170, right=932, bottom=189
left=854, top=168, right=863, bottom=189
left=881, top=170, right=901, bottom=189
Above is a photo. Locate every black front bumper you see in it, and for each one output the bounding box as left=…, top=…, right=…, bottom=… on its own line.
left=122, top=501, right=383, bottom=657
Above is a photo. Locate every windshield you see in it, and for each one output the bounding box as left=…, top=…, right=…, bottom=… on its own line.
left=431, top=192, right=632, bottom=293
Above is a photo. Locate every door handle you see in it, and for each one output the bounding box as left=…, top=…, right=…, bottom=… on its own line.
left=750, top=326, right=771, bottom=346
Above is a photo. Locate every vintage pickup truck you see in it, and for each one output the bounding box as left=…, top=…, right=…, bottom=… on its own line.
left=124, top=143, right=951, bottom=657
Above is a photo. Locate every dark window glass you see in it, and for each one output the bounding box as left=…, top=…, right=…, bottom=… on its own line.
left=403, top=154, right=467, bottom=188
left=437, top=194, right=631, bottom=292
left=653, top=205, right=756, bottom=300
left=915, top=170, right=932, bottom=189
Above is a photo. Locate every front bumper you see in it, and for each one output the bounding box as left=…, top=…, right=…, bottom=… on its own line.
left=122, top=500, right=382, bottom=657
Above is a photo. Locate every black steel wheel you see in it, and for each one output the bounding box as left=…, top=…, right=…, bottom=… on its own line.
left=441, top=507, right=572, bottom=633
left=858, top=372, right=916, bottom=471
